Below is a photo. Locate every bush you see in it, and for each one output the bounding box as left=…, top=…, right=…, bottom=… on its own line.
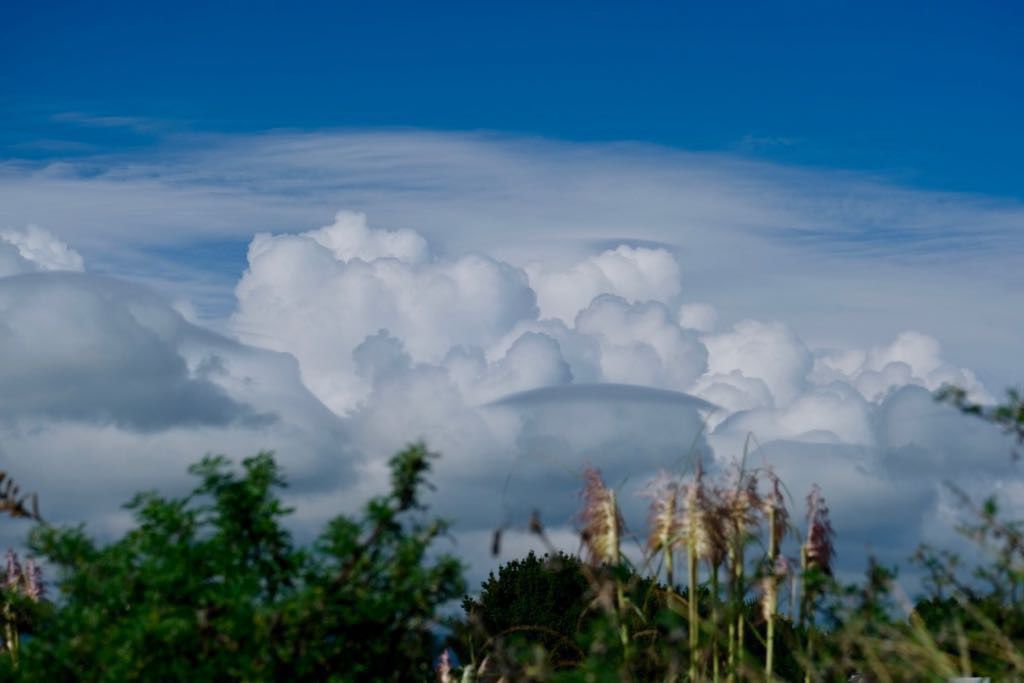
left=461, top=551, right=590, bottom=665
left=2, top=444, right=464, bottom=682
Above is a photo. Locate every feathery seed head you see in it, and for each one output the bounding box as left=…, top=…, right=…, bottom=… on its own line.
left=681, top=466, right=715, bottom=560
left=4, top=549, right=21, bottom=591
left=642, top=471, right=683, bottom=554
left=759, top=553, right=791, bottom=621
left=2, top=549, right=43, bottom=601
left=762, top=469, right=789, bottom=546
left=803, top=484, right=835, bottom=575
left=24, top=557, right=43, bottom=601
left=579, top=466, right=622, bottom=565
left=712, top=464, right=761, bottom=558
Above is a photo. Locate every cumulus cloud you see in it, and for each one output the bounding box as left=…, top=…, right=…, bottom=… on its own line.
left=0, top=269, right=353, bottom=553
left=0, top=241, right=34, bottom=278
left=813, top=331, right=991, bottom=404
left=677, top=302, right=718, bottom=333
left=0, top=226, right=84, bottom=276
left=1, top=128, right=1021, bottom=589
left=0, top=273, right=271, bottom=431
left=702, top=320, right=813, bottom=408
left=2, top=129, right=1019, bottom=392
left=306, top=211, right=430, bottom=265
left=227, top=210, right=1021, bottom=586
left=574, top=295, right=707, bottom=390
left=233, top=211, right=539, bottom=414
left=525, top=245, right=683, bottom=323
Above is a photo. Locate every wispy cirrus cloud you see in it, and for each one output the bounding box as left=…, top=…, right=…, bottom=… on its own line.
left=49, top=111, right=163, bottom=133
left=1, top=129, right=1020, bottom=382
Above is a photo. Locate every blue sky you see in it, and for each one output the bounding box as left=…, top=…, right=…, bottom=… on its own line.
left=3, top=1, right=1023, bottom=196
left=1, top=2, right=1023, bottom=586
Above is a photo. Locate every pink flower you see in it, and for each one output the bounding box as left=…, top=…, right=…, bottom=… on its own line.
left=23, top=558, right=43, bottom=601
left=2, top=549, right=43, bottom=601
left=4, top=549, right=20, bottom=590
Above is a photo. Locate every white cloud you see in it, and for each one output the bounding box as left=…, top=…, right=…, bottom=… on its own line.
left=678, top=302, right=718, bottom=333
left=713, top=381, right=875, bottom=446
left=574, top=295, right=706, bottom=390
left=0, top=271, right=352, bottom=551
left=307, top=211, right=430, bottom=265
left=0, top=241, right=35, bottom=278
left=0, top=226, right=84, bottom=275
left=0, top=273, right=268, bottom=430
left=525, top=245, right=683, bottom=323
left=1, top=129, right=1021, bottom=588
left=813, top=331, right=992, bottom=404
left=233, top=213, right=539, bottom=414
left=1, top=129, right=1019, bottom=393
left=702, top=320, right=812, bottom=408
left=225, top=211, right=1015, bottom=585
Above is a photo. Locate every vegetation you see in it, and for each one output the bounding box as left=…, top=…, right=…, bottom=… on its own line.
left=0, top=385, right=1020, bottom=680
left=0, top=445, right=463, bottom=682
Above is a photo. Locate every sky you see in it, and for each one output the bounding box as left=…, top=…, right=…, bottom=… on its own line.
left=1, top=1, right=1023, bottom=590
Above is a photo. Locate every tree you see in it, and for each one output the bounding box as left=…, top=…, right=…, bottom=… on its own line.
left=4, top=444, right=464, bottom=682
left=461, top=551, right=591, bottom=667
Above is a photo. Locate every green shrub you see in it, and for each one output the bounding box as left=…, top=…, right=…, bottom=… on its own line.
left=2, top=444, right=464, bottom=682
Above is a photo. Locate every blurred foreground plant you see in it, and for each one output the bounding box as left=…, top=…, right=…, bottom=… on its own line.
left=0, top=470, right=45, bottom=669
left=449, top=382, right=1024, bottom=681
left=0, top=443, right=464, bottom=682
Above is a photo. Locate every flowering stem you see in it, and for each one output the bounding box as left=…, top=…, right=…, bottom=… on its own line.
left=3, top=603, right=16, bottom=667
left=665, top=544, right=675, bottom=589
left=734, top=539, right=745, bottom=676
left=711, top=562, right=720, bottom=683
left=765, top=506, right=778, bottom=682
left=688, top=547, right=698, bottom=681
left=801, top=545, right=812, bottom=683
left=726, top=542, right=737, bottom=683
left=605, top=490, right=631, bottom=660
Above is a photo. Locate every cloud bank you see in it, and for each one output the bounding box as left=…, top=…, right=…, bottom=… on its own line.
left=227, top=212, right=1011, bottom=582
left=0, top=227, right=352, bottom=550
left=1, top=130, right=1021, bottom=389
left=1, top=131, right=1021, bottom=589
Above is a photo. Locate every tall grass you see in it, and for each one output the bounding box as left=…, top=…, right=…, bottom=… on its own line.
left=456, top=449, right=1024, bottom=681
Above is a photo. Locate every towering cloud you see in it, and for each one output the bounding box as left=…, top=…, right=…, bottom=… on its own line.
left=223, top=212, right=1014, bottom=582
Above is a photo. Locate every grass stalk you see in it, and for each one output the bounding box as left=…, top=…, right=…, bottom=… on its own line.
left=765, top=505, right=778, bottom=681
left=665, top=544, right=674, bottom=589
left=711, top=562, right=721, bottom=683
left=726, top=541, right=737, bottom=682
left=688, top=546, right=698, bottom=681
left=800, top=545, right=811, bottom=683
left=734, top=540, right=745, bottom=676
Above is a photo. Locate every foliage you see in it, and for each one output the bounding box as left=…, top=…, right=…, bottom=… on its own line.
left=446, top=384, right=1024, bottom=680
left=460, top=551, right=590, bottom=665
left=0, top=444, right=464, bottom=682
left=937, top=384, right=1024, bottom=457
